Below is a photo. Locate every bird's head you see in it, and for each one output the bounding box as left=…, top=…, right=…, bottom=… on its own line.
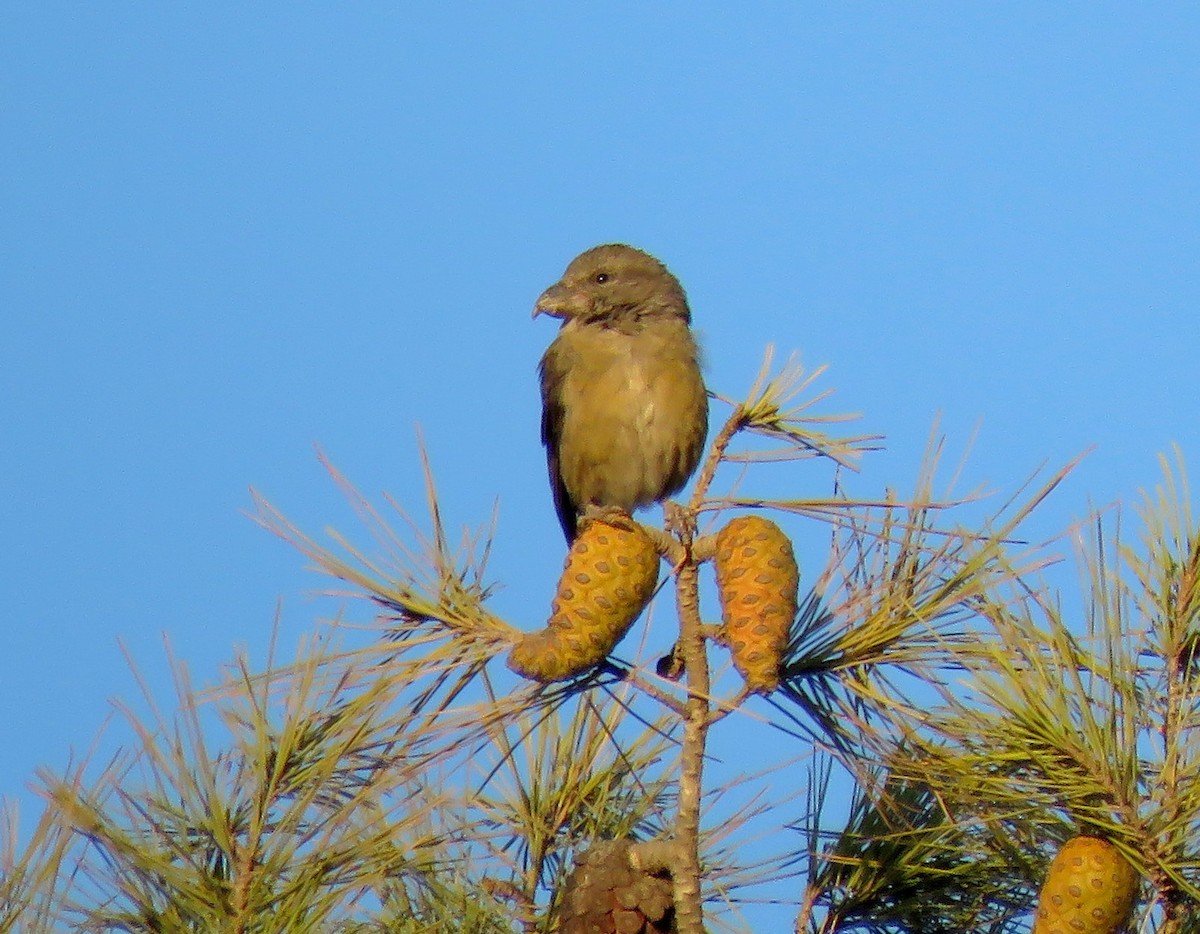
left=533, top=244, right=690, bottom=327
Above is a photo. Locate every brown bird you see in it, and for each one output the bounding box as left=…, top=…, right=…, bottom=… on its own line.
left=534, top=244, right=709, bottom=541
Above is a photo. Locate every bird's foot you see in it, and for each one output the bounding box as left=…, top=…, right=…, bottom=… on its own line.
left=579, top=504, right=637, bottom=534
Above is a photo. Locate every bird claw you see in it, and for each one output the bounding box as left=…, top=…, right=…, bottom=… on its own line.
left=579, top=504, right=637, bottom=534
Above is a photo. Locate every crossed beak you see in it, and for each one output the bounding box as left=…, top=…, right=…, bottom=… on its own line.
left=532, top=282, right=589, bottom=320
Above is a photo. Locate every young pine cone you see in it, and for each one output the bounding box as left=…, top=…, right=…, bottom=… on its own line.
left=714, top=515, right=799, bottom=693
left=1032, top=836, right=1138, bottom=934
left=508, top=520, right=659, bottom=682
left=556, top=839, right=675, bottom=934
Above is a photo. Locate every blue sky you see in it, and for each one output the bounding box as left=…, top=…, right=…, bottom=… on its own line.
left=4, top=4, right=1199, bottom=927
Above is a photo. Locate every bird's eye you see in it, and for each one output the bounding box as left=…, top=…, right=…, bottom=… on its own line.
left=594, top=272, right=609, bottom=284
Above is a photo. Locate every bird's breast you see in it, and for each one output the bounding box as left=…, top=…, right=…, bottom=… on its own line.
left=542, top=319, right=708, bottom=516
left=622, top=366, right=657, bottom=435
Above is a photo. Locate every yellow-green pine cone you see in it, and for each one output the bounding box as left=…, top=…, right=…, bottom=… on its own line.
left=555, top=839, right=675, bottom=934
left=1032, top=836, right=1138, bottom=934
left=714, top=515, right=799, bottom=693
left=508, top=520, right=659, bottom=683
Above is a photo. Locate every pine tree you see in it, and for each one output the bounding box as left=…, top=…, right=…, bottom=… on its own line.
left=4, top=352, right=1198, bottom=933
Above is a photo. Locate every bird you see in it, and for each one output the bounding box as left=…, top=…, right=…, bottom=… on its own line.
left=534, top=243, right=709, bottom=542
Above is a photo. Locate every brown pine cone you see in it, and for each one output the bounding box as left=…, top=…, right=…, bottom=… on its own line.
left=556, top=839, right=675, bottom=934
left=508, top=520, right=659, bottom=682
left=713, top=515, right=799, bottom=693
left=1032, top=835, right=1138, bottom=934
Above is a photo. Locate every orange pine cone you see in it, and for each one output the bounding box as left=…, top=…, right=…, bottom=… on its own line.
left=508, top=520, right=659, bottom=682
left=1032, top=836, right=1138, bottom=934
left=714, top=515, right=799, bottom=693
left=556, top=839, right=674, bottom=934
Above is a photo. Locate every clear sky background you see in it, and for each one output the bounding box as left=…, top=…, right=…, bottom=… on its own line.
left=3, top=4, right=1199, bottom=928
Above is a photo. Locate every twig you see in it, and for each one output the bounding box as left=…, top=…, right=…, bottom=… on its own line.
left=671, top=511, right=710, bottom=934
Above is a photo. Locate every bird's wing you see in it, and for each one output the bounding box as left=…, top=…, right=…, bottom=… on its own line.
left=539, top=350, right=578, bottom=541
